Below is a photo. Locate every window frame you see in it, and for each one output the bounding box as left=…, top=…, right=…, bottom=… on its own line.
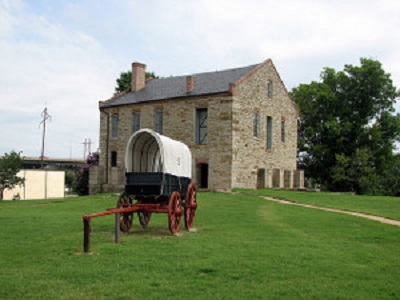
left=111, top=151, right=117, bottom=167
left=195, top=108, right=208, bottom=145
left=253, top=111, right=260, bottom=138
left=281, top=118, right=285, bottom=143
left=155, top=110, right=163, bottom=134
left=266, top=116, right=273, bottom=149
left=111, top=114, right=119, bottom=138
left=132, top=111, right=141, bottom=133
left=267, top=80, right=273, bottom=98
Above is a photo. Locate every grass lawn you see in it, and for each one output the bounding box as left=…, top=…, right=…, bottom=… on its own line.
left=236, top=188, right=400, bottom=221
left=1, top=192, right=400, bottom=299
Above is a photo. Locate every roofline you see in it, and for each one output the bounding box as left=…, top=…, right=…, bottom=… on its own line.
left=235, top=59, right=272, bottom=85
left=99, top=91, right=232, bottom=110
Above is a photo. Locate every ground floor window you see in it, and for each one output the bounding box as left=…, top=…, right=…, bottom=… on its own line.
left=111, top=151, right=117, bottom=167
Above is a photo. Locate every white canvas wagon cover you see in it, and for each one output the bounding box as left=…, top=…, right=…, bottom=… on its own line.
left=125, top=129, right=192, bottom=179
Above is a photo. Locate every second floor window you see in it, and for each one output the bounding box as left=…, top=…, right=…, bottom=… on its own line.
left=253, top=111, right=260, bottom=138
left=268, top=80, right=273, bottom=98
left=155, top=110, right=163, bottom=134
left=132, top=111, right=140, bottom=133
left=111, top=114, right=119, bottom=138
left=281, top=118, right=285, bottom=143
left=195, top=108, right=208, bottom=144
left=266, top=116, right=273, bottom=149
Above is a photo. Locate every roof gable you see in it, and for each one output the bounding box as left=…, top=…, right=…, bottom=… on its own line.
left=101, top=63, right=259, bottom=108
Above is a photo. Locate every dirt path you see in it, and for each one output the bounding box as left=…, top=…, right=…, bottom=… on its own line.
left=262, top=196, right=400, bottom=227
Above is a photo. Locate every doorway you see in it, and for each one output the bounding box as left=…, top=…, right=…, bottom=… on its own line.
left=199, top=163, right=208, bottom=189
left=256, top=168, right=265, bottom=189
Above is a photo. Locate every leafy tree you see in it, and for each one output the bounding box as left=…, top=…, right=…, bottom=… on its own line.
left=292, top=58, right=400, bottom=194
left=73, top=152, right=99, bottom=196
left=115, top=71, right=159, bottom=94
left=0, top=151, right=25, bottom=200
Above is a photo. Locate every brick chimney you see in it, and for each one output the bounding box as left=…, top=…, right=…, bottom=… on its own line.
left=131, top=62, right=146, bottom=92
left=186, top=75, right=194, bottom=93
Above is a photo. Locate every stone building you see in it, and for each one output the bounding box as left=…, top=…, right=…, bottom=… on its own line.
left=89, top=59, right=304, bottom=194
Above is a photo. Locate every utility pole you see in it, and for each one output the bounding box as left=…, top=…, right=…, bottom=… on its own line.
left=81, top=138, right=93, bottom=159
left=82, top=138, right=88, bottom=159
left=39, top=105, right=51, bottom=168
left=88, top=138, right=92, bottom=155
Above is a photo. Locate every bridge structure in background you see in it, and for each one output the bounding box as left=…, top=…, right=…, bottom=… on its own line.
left=22, top=156, right=85, bottom=170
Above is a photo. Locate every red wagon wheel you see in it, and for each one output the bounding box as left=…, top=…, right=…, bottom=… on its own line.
left=138, top=211, right=152, bottom=228
left=184, top=183, right=197, bottom=230
left=117, top=192, right=134, bottom=233
left=168, top=191, right=182, bottom=235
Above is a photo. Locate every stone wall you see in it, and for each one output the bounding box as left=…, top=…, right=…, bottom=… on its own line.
left=231, top=60, right=298, bottom=189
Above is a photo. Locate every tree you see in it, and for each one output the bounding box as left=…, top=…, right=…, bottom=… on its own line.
left=0, top=151, right=25, bottom=200
left=115, top=71, right=159, bottom=94
left=291, top=58, right=400, bottom=194
left=73, top=152, right=99, bottom=196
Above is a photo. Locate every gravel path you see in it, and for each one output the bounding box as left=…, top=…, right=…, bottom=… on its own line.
left=262, top=196, right=400, bottom=227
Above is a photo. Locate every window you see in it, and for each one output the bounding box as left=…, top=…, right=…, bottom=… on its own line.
left=195, top=108, right=208, bottom=144
left=132, top=111, right=140, bottom=133
left=281, top=118, right=285, bottom=143
left=266, top=116, right=273, bottom=149
left=268, top=80, right=273, bottom=98
left=155, top=110, right=163, bottom=134
left=253, top=111, right=260, bottom=138
left=111, top=151, right=117, bottom=167
left=111, top=114, right=119, bottom=138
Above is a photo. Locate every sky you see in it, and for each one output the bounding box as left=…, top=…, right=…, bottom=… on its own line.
left=1, top=0, right=399, bottom=159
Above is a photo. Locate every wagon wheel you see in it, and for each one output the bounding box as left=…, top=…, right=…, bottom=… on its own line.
left=138, top=211, right=152, bottom=228
left=117, top=192, right=134, bottom=233
left=117, top=192, right=132, bottom=208
left=168, top=191, right=182, bottom=235
left=184, top=183, right=197, bottom=230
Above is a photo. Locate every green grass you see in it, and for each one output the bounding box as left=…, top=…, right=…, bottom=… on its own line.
left=236, top=188, right=400, bottom=221
left=1, top=192, right=400, bottom=299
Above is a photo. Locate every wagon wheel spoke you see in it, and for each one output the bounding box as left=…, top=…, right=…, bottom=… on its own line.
left=168, top=191, right=182, bottom=235
left=184, top=183, right=197, bottom=230
left=138, top=211, right=152, bottom=229
left=117, top=192, right=134, bottom=232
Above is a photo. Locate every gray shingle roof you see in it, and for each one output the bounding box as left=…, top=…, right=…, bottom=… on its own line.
left=101, top=63, right=259, bottom=108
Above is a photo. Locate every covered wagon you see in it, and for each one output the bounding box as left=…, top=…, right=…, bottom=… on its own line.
left=117, top=129, right=197, bottom=234
left=83, top=129, right=197, bottom=252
